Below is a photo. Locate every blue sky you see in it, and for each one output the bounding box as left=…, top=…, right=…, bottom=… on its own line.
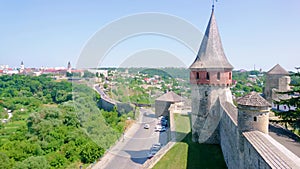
left=0, top=1, right=299, bottom=71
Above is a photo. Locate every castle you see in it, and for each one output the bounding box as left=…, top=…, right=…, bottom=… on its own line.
left=189, top=8, right=300, bottom=168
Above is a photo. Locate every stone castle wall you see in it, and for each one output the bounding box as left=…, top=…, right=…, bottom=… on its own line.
left=99, top=98, right=115, bottom=112
left=219, top=107, right=299, bottom=169
left=97, top=89, right=134, bottom=114
left=219, top=109, right=239, bottom=169
left=219, top=108, right=272, bottom=169
left=242, top=135, right=271, bottom=169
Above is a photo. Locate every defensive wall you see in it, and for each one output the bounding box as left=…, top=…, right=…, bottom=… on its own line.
left=218, top=100, right=300, bottom=169
left=94, top=85, right=135, bottom=114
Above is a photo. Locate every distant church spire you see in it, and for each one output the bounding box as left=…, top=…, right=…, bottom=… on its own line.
left=20, top=61, right=24, bottom=70
left=67, top=61, right=71, bottom=69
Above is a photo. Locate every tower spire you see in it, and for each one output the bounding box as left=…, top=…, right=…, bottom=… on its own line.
left=212, top=0, right=218, bottom=11
left=189, top=3, right=232, bottom=70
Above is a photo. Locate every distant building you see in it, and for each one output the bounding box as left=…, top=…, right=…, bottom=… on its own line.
left=87, top=69, right=108, bottom=78
left=155, top=91, right=184, bottom=117
left=263, top=64, right=294, bottom=111
left=264, top=64, right=290, bottom=101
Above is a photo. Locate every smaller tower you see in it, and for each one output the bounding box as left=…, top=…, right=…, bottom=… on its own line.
left=237, top=92, right=271, bottom=134
left=264, top=64, right=290, bottom=102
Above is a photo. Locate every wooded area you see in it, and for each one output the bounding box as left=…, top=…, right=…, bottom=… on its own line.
left=0, top=75, right=130, bottom=169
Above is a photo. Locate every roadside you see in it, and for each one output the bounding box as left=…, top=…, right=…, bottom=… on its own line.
left=91, top=108, right=145, bottom=169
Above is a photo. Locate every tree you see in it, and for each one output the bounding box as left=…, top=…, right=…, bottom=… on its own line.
left=80, top=142, right=104, bottom=163
left=46, top=152, right=68, bottom=168
left=14, top=156, right=49, bottom=169
left=0, top=152, right=13, bottom=169
left=276, top=72, right=300, bottom=131
left=83, top=70, right=95, bottom=78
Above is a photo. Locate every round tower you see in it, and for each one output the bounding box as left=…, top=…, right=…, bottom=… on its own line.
left=237, top=92, right=271, bottom=134
left=189, top=8, right=233, bottom=144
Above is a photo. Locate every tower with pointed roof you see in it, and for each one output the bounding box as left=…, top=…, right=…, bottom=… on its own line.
left=189, top=8, right=233, bottom=143
left=20, top=61, right=24, bottom=70
left=67, top=61, right=72, bottom=73
left=186, top=7, right=300, bottom=169
left=264, top=64, right=290, bottom=102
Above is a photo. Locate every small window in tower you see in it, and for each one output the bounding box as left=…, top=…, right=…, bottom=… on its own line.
left=229, top=72, right=232, bottom=80
left=206, top=72, right=210, bottom=80
left=254, top=116, right=257, bottom=122
left=196, top=72, right=200, bottom=79
left=217, top=72, right=220, bottom=80
left=205, top=91, right=208, bottom=97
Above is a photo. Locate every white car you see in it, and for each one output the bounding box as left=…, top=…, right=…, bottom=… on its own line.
left=151, top=143, right=162, bottom=151
left=158, top=116, right=165, bottom=120
left=155, top=125, right=166, bottom=132
left=144, top=124, right=150, bottom=129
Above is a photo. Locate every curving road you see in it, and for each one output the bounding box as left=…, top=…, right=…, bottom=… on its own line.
left=92, top=86, right=170, bottom=169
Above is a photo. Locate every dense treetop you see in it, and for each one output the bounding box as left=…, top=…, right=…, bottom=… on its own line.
left=0, top=75, right=130, bottom=169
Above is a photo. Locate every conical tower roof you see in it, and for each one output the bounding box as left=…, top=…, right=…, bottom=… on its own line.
left=237, top=92, right=271, bottom=107
left=189, top=9, right=233, bottom=70
left=267, top=64, right=289, bottom=75
left=155, top=91, right=183, bottom=102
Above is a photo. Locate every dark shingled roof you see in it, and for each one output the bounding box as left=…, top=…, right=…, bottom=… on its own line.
left=267, top=64, right=289, bottom=75
left=189, top=9, right=233, bottom=70
left=155, top=91, right=183, bottom=102
left=237, top=92, right=271, bottom=107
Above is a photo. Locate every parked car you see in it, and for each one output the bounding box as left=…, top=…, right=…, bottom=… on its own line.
left=154, top=125, right=162, bottom=132
left=155, top=125, right=166, bottom=132
left=144, top=124, right=150, bottom=129
left=158, top=116, right=165, bottom=120
left=151, top=143, right=162, bottom=151
left=160, top=120, right=168, bottom=126
left=147, top=150, right=158, bottom=159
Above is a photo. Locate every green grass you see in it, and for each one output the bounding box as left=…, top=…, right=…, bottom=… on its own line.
left=153, top=142, right=188, bottom=169
left=174, top=114, right=191, bottom=141
left=153, top=114, right=227, bottom=169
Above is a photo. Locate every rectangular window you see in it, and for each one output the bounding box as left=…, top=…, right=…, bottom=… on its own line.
left=254, top=116, right=257, bottom=121
left=196, top=72, right=200, bottom=79
left=206, top=72, right=210, bottom=80
left=217, top=72, right=220, bottom=80
left=229, top=72, right=232, bottom=80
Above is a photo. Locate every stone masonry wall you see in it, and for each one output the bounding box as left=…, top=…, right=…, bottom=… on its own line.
left=99, top=96, right=134, bottom=114
left=99, top=98, right=115, bottom=112
left=242, top=136, right=271, bottom=169
left=219, top=109, right=239, bottom=169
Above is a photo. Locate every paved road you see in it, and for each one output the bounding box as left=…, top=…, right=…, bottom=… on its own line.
left=92, top=108, right=170, bottom=169
left=269, top=124, right=300, bottom=157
